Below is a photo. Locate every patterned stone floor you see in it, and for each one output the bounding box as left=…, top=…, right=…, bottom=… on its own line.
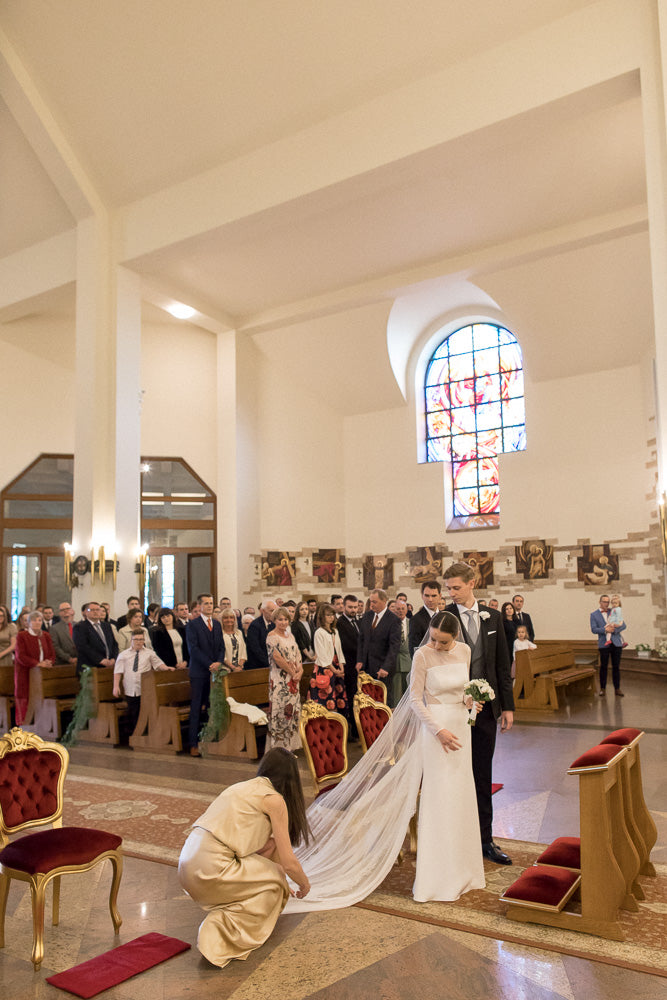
left=1, top=672, right=665, bottom=999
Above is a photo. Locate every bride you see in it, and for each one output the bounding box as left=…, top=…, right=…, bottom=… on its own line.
left=286, top=611, right=485, bottom=911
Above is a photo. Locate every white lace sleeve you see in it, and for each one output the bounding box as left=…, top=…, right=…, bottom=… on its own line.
left=409, top=648, right=442, bottom=736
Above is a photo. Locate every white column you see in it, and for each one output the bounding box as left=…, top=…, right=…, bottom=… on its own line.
left=71, top=219, right=142, bottom=612
left=216, top=330, right=260, bottom=602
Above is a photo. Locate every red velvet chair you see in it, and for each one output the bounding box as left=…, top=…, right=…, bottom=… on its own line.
left=357, top=671, right=387, bottom=705
left=353, top=692, right=392, bottom=753
left=0, top=727, right=123, bottom=970
left=299, top=702, right=348, bottom=796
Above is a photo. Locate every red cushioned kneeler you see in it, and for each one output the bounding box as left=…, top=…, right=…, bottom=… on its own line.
left=501, top=864, right=581, bottom=911
left=600, top=728, right=643, bottom=747
left=568, top=743, right=625, bottom=772
left=535, top=836, right=581, bottom=870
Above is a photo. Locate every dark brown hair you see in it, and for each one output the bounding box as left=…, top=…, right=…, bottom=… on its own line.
left=429, top=611, right=460, bottom=638
left=257, top=747, right=310, bottom=846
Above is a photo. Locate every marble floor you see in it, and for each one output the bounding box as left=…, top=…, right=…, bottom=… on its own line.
left=1, top=673, right=665, bottom=999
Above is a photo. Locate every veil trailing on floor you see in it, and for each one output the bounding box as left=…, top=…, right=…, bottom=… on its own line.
left=285, top=687, right=424, bottom=913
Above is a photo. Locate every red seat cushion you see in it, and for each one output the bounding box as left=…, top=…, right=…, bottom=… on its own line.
left=359, top=706, right=389, bottom=748
left=503, top=865, right=579, bottom=909
left=600, top=728, right=642, bottom=747
left=304, top=717, right=345, bottom=779
left=569, top=744, right=625, bottom=771
left=536, top=837, right=581, bottom=869
left=0, top=748, right=63, bottom=828
left=0, top=827, right=122, bottom=875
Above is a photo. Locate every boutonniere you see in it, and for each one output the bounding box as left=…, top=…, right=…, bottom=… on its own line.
left=479, top=610, right=491, bottom=621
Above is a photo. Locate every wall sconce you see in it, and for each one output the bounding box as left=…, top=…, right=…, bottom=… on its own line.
left=64, top=543, right=73, bottom=589
left=660, top=493, right=667, bottom=563
left=136, top=544, right=148, bottom=595
left=505, top=557, right=512, bottom=569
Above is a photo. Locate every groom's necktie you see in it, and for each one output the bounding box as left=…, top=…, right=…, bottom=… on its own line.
left=465, top=609, right=479, bottom=645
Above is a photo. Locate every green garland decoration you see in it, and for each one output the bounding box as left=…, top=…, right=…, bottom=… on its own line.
left=61, top=666, right=95, bottom=747
left=199, top=668, right=231, bottom=750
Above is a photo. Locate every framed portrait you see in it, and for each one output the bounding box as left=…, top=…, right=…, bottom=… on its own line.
left=408, top=546, right=443, bottom=585
left=261, top=551, right=296, bottom=588
left=362, top=555, right=394, bottom=591
left=515, top=540, right=553, bottom=580
left=312, top=549, right=346, bottom=585
left=462, top=551, right=494, bottom=589
left=577, top=544, right=619, bottom=586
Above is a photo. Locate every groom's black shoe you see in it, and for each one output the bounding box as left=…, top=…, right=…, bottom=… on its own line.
left=482, top=841, right=512, bottom=865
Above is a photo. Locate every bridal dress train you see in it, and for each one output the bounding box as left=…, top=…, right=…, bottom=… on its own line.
left=285, top=640, right=484, bottom=912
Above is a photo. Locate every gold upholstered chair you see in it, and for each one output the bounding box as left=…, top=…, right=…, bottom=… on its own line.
left=0, top=727, right=123, bottom=970
left=299, top=701, right=348, bottom=796
left=357, top=671, right=387, bottom=705
left=353, top=692, right=392, bottom=753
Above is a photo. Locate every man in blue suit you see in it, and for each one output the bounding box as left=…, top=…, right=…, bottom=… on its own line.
left=590, top=594, right=626, bottom=696
left=185, top=593, right=224, bottom=755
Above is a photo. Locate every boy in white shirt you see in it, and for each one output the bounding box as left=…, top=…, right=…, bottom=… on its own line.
left=113, top=629, right=174, bottom=732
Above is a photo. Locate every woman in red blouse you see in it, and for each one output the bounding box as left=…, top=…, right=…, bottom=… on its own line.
left=14, top=609, right=55, bottom=724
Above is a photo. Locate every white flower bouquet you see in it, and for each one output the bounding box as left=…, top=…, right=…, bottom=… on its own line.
left=464, top=678, right=495, bottom=725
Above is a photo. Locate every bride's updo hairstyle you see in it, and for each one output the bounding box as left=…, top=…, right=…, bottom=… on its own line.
left=257, top=747, right=310, bottom=846
left=429, top=611, right=460, bottom=638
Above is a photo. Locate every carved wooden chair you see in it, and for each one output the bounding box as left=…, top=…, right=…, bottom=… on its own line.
left=353, top=692, right=392, bottom=753
left=0, top=728, right=123, bottom=970
left=357, top=671, right=387, bottom=705
left=299, top=702, right=348, bottom=796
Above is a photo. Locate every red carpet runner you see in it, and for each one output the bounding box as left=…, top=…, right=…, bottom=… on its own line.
left=46, top=933, right=190, bottom=998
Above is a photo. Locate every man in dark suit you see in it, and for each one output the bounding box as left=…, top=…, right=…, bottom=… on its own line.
left=245, top=599, right=276, bottom=670
left=355, top=589, right=401, bottom=704
left=73, top=601, right=118, bottom=675
left=408, top=580, right=442, bottom=655
left=512, top=594, right=535, bottom=641
left=338, top=594, right=362, bottom=734
left=444, top=561, right=515, bottom=865
left=185, top=593, right=224, bottom=756
left=51, top=601, right=78, bottom=665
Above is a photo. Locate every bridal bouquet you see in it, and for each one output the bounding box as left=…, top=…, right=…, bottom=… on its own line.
left=464, top=679, right=495, bottom=726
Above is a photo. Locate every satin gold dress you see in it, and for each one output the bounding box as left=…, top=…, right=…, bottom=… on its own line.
left=178, top=776, right=289, bottom=967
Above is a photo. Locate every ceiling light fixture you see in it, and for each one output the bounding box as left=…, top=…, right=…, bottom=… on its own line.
left=166, top=302, right=197, bottom=320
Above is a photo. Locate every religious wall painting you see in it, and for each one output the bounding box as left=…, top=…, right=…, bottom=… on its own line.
left=408, top=546, right=443, bottom=585
left=515, top=540, right=553, bottom=580
left=312, top=549, right=346, bottom=585
left=577, top=544, right=619, bottom=586
left=261, top=551, right=297, bottom=588
left=462, top=551, right=494, bottom=589
left=362, top=555, right=394, bottom=591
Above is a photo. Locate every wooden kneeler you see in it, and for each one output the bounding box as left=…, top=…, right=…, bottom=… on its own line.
left=502, top=743, right=634, bottom=940
left=600, top=728, right=657, bottom=878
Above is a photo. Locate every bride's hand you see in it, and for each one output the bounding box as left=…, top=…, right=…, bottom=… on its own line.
left=436, top=728, right=462, bottom=753
left=464, top=695, right=484, bottom=712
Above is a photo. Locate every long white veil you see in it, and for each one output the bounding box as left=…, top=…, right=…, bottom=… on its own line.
left=286, top=687, right=424, bottom=912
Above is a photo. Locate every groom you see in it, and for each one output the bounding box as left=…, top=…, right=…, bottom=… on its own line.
left=443, top=561, right=515, bottom=865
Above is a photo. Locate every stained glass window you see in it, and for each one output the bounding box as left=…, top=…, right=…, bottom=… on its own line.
left=425, top=323, right=526, bottom=520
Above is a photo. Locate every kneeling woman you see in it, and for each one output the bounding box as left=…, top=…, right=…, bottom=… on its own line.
left=178, top=747, right=311, bottom=968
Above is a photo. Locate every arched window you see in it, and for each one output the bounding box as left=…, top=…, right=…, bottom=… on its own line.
left=424, top=322, right=526, bottom=525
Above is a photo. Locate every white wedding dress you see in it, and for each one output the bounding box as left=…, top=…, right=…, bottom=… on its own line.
left=285, top=640, right=484, bottom=912
left=410, top=642, right=485, bottom=901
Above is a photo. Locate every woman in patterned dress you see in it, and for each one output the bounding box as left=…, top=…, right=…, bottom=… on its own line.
left=266, top=606, right=303, bottom=750
left=309, top=603, right=347, bottom=713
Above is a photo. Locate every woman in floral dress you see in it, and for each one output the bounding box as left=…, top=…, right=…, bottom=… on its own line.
left=310, top=604, right=347, bottom=713
left=266, top=606, right=303, bottom=750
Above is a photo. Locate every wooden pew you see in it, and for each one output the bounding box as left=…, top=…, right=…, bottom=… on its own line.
left=205, top=664, right=314, bottom=762
left=205, top=668, right=269, bottom=761
left=502, top=742, right=636, bottom=940
left=0, top=663, right=14, bottom=734
left=514, top=642, right=596, bottom=711
left=130, top=668, right=191, bottom=754
left=22, top=664, right=79, bottom=740
left=76, top=666, right=126, bottom=746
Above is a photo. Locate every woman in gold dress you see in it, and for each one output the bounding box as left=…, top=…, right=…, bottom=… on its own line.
left=178, top=748, right=310, bottom=967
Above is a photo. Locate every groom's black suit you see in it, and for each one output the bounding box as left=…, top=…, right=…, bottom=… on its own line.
left=445, top=602, right=514, bottom=844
